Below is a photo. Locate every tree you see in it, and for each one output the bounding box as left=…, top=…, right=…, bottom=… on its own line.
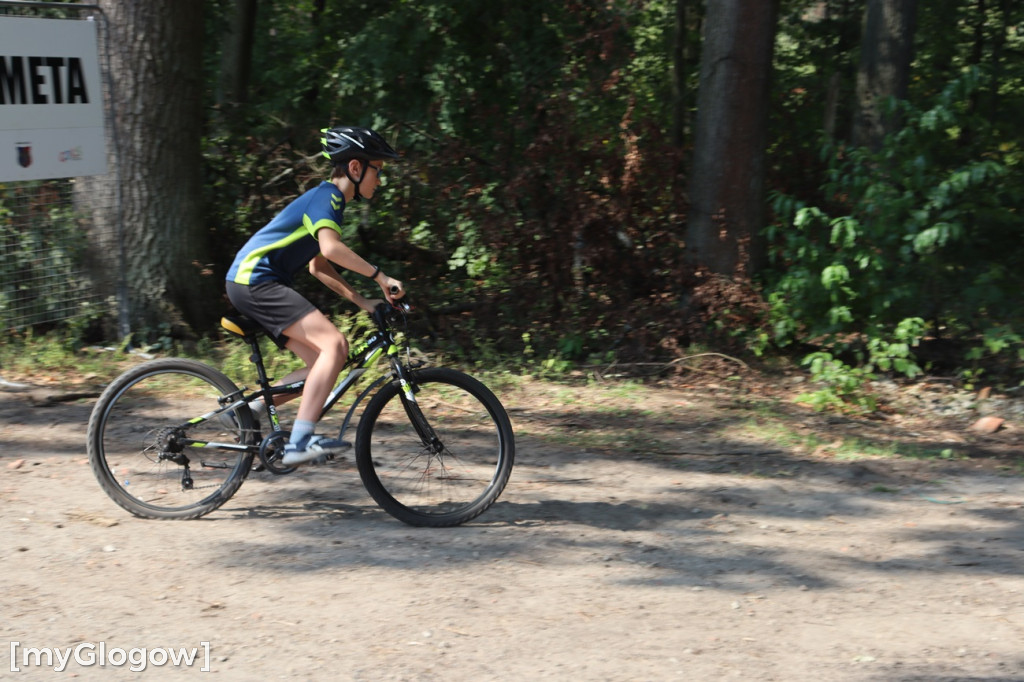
left=670, top=0, right=701, bottom=147
left=817, top=0, right=863, bottom=141
left=685, top=0, right=780, bottom=277
left=78, top=0, right=213, bottom=336
left=851, top=0, right=918, bottom=149
left=216, top=0, right=258, bottom=112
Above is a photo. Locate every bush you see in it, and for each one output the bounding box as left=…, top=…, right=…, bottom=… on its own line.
left=765, top=69, right=1024, bottom=402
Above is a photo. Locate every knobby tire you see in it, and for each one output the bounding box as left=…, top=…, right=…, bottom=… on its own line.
left=355, top=367, right=515, bottom=527
left=86, top=359, right=256, bottom=520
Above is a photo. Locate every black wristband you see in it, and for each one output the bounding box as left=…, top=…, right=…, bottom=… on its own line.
left=368, top=265, right=381, bottom=280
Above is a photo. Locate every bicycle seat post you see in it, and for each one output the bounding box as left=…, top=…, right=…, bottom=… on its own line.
left=221, top=316, right=274, bottom=392
left=247, top=336, right=274, bottom=391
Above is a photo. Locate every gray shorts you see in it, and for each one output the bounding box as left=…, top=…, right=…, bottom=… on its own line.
left=225, top=280, right=317, bottom=349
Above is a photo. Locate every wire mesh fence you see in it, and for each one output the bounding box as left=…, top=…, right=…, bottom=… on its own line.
left=0, top=179, right=110, bottom=329
left=0, top=1, right=121, bottom=333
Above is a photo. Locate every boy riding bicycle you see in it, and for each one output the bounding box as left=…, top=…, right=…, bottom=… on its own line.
left=225, top=126, right=405, bottom=466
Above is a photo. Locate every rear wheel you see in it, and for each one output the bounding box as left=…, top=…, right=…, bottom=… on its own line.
left=86, top=359, right=256, bottom=519
left=356, top=367, right=515, bottom=527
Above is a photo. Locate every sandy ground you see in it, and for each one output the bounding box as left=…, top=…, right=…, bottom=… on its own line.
left=1, top=374, right=1023, bottom=681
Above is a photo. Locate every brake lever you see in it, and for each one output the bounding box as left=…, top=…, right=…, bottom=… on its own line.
left=373, top=298, right=411, bottom=330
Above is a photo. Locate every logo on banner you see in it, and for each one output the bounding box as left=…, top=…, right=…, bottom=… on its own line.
left=59, top=146, right=83, bottom=162
left=16, top=143, right=32, bottom=168
left=0, top=17, right=108, bottom=180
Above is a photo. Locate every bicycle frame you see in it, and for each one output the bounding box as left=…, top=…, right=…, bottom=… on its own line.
left=178, top=311, right=416, bottom=455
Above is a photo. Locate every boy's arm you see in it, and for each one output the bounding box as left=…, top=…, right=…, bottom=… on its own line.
left=308, top=253, right=376, bottom=313
left=314, top=228, right=404, bottom=303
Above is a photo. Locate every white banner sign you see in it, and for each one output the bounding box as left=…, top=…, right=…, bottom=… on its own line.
left=0, top=16, right=107, bottom=180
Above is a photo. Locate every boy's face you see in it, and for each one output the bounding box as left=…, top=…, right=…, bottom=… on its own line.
left=352, top=159, right=385, bottom=199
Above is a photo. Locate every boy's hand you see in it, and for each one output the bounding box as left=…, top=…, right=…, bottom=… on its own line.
left=359, top=297, right=383, bottom=314
left=379, top=275, right=404, bottom=303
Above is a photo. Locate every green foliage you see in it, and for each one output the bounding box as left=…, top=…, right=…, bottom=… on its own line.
left=0, top=327, right=119, bottom=382
left=796, top=318, right=926, bottom=414
left=798, top=352, right=878, bottom=414
left=0, top=182, right=97, bottom=330
left=18, top=0, right=1013, bottom=399
left=197, top=0, right=690, bottom=368
left=766, top=68, right=1024, bottom=403
left=770, top=1, right=863, bottom=195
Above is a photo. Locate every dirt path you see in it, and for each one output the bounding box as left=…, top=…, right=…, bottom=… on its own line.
left=1, top=376, right=1023, bottom=680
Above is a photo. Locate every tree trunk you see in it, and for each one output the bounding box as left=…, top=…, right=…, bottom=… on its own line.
left=670, top=0, right=689, bottom=148
left=78, top=0, right=213, bottom=337
left=684, top=0, right=779, bottom=277
left=217, top=0, right=258, bottom=110
left=821, top=0, right=861, bottom=141
left=851, top=0, right=918, bottom=150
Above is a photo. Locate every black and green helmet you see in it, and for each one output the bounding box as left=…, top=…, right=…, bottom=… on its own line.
left=320, top=126, right=399, bottom=165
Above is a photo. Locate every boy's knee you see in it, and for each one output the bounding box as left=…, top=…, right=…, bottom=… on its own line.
left=326, top=332, right=348, bottom=361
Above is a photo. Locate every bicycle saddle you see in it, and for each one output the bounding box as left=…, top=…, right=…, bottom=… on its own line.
left=221, top=315, right=263, bottom=339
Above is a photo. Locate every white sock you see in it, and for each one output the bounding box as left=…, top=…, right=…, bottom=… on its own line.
left=289, top=419, right=315, bottom=447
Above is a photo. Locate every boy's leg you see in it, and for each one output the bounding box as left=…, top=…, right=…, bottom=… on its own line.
left=227, top=280, right=315, bottom=410
left=282, top=309, right=348, bottom=423
left=267, top=342, right=316, bottom=408
left=279, top=310, right=349, bottom=464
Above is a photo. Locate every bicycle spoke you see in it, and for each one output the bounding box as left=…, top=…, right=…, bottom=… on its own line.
left=357, top=368, right=514, bottom=526
left=88, top=360, right=255, bottom=519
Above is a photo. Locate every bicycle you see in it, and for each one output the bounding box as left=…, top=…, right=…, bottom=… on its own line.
left=86, top=302, right=515, bottom=527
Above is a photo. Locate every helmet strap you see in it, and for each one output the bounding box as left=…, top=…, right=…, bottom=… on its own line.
left=342, top=159, right=369, bottom=202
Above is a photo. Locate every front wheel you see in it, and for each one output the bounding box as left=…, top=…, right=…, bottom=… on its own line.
left=355, top=367, right=515, bottom=527
left=86, top=359, right=257, bottom=519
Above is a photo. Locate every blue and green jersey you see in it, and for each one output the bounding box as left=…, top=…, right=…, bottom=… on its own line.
left=226, top=182, right=349, bottom=286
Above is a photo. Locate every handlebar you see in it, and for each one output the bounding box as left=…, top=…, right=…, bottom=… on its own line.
left=372, top=298, right=410, bottom=331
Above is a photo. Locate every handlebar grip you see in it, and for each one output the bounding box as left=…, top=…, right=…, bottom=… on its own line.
left=389, top=285, right=400, bottom=296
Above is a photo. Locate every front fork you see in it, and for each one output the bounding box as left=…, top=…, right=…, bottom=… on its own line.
left=391, top=362, right=443, bottom=454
